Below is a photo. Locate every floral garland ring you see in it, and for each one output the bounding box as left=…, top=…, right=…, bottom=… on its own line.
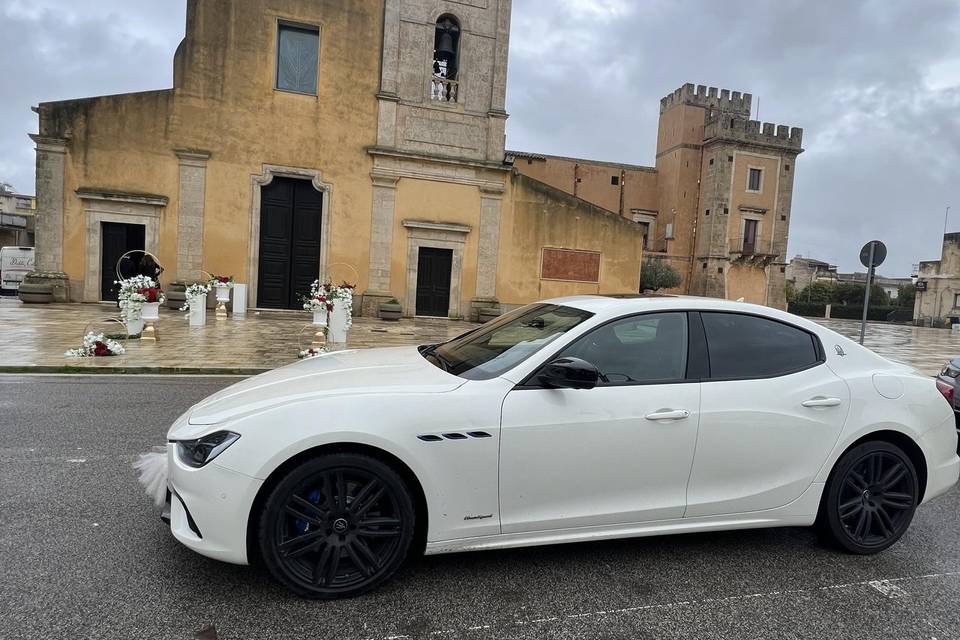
left=65, top=332, right=126, bottom=357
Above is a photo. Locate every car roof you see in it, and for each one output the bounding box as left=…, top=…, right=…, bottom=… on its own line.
left=543, top=294, right=783, bottom=316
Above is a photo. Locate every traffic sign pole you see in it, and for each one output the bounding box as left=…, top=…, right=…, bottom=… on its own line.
left=859, top=242, right=876, bottom=345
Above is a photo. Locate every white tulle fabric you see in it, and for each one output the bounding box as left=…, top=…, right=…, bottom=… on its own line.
left=133, top=447, right=169, bottom=506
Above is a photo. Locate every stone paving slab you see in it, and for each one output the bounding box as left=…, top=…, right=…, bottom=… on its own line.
left=0, top=297, right=476, bottom=373
left=1, top=297, right=959, bottom=375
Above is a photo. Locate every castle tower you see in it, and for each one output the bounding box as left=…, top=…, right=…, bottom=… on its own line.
left=655, top=83, right=803, bottom=308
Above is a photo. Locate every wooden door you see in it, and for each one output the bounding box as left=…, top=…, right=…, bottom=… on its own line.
left=415, top=247, right=453, bottom=317
left=257, top=178, right=322, bottom=309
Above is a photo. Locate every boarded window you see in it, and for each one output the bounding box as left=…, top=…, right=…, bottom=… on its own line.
left=541, top=248, right=601, bottom=283
left=277, top=24, right=319, bottom=95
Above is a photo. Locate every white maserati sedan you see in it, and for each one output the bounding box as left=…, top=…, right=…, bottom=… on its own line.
left=162, top=295, right=959, bottom=598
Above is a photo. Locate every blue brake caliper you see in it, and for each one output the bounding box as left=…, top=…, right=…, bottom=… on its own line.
left=294, top=488, right=323, bottom=534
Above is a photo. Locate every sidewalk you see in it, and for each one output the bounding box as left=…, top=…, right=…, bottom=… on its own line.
left=0, top=297, right=476, bottom=374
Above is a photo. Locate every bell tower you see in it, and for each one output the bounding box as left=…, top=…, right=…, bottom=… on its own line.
left=372, top=0, right=511, bottom=163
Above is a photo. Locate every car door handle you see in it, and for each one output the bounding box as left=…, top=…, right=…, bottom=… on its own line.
left=645, top=409, right=690, bottom=421
left=801, top=397, right=842, bottom=408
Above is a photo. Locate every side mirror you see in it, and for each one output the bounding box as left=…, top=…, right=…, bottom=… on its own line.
left=537, top=357, right=600, bottom=390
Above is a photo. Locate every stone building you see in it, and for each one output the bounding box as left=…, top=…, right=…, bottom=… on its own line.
left=29, top=0, right=644, bottom=316
left=784, top=255, right=838, bottom=291
left=914, top=233, right=960, bottom=325
left=0, top=190, right=35, bottom=248
left=512, top=84, right=804, bottom=309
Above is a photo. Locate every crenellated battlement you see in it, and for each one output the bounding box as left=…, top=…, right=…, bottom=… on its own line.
left=659, top=83, right=752, bottom=117
left=703, top=113, right=803, bottom=150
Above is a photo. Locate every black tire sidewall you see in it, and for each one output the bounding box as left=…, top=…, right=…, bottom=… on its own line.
left=258, top=453, right=416, bottom=599
left=822, top=441, right=918, bottom=554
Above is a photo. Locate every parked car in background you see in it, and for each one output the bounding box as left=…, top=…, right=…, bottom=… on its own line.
left=936, top=357, right=960, bottom=435
left=0, top=246, right=35, bottom=295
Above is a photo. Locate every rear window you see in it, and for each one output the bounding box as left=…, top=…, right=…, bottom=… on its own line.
left=701, top=312, right=820, bottom=379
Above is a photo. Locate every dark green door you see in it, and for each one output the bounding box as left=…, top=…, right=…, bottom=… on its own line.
left=100, top=222, right=145, bottom=301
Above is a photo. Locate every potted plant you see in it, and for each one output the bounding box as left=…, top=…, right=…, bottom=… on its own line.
left=378, top=298, right=402, bottom=321
left=139, top=286, right=165, bottom=322
left=116, top=275, right=159, bottom=337
left=209, top=275, right=233, bottom=316
left=180, top=281, right=212, bottom=326
left=301, top=280, right=354, bottom=343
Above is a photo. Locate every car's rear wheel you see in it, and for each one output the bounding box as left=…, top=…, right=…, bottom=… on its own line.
left=258, top=453, right=415, bottom=599
left=819, top=441, right=918, bottom=554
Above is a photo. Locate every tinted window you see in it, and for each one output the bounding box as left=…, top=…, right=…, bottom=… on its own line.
left=702, top=312, right=819, bottom=379
left=559, top=313, right=688, bottom=384
left=428, top=304, right=593, bottom=380
left=277, top=24, right=319, bottom=95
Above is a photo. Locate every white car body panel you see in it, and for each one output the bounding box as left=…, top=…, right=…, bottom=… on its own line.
left=500, top=382, right=700, bottom=532
left=164, top=295, right=960, bottom=566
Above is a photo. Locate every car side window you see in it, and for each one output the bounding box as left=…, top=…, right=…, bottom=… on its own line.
left=559, top=312, right=688, bottom=384
left=701, top=312, right=820, bottom=379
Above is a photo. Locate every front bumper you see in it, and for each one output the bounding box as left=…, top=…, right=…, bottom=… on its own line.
left=165, top=443, right=264, bottom=565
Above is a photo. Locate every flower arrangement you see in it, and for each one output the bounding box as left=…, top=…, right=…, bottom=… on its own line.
left=65, top=332, right=126, bottom=358
left=180, top=281, right=212, bottom=311
left=210, top=275, right=234, bottom=287
left=138, top=287, right=165, bottom=304
left=302, top=281, right=355, bottom=325
left=116, top=275, right=161, bottom=326
left=298, top=347, right=327, bottom=359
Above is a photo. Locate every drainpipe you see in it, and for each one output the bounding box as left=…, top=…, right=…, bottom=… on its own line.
left=574, top=163, right=580, bottom=198
left=619, top=169, right=626, bottom=218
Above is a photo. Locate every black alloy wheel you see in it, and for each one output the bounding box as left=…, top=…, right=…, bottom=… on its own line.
left=820, top=441, right=919, bottom=554
left=259, top=453, right=415, bottom=598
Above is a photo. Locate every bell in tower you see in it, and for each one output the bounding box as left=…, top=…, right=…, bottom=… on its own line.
left=433, top=16, right=460, bottom=79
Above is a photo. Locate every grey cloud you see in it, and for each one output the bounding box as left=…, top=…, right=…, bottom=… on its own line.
left=2, top=0, right=959, bottom=276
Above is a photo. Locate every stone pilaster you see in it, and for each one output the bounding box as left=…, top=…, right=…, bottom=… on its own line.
left=175, top=149, right=210, bottom=281
left=30, top=135, right=67, bottom=274
left=361, top=172, right=400, bottom=316
left=471, top=183, right=505, bottom=320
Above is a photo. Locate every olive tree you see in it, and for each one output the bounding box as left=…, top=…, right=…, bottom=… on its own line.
left=640, top=258, right=682, bottom=292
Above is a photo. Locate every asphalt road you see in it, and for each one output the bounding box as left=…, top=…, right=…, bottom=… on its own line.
left=2, top=374, right=959, bottom=640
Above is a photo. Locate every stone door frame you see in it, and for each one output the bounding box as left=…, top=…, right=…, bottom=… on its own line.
left=402, top=219, right=470, bottom=319
left=78, top=190, right=166, bottom=303
left=247, top=164, right=332, bottom=309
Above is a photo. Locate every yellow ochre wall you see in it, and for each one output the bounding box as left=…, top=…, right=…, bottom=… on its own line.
left=497, top=173, right=644, bottom=306
left=44, top=0, right=383, bottom=299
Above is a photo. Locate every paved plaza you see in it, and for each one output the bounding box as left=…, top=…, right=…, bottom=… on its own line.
left=1, top=297, right=959, bottom=375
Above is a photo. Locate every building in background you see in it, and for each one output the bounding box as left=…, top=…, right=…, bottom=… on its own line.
left=915, top=233, right=960, bottom=325
left=0, top=189, right=36, bottom=248
left=512, top=83, right=804, bottom=309
left=835, top=271, right=912, bottom=301
left=785, top=255, right=838, bottom=290
left=29, top=0, right=644, bottom=315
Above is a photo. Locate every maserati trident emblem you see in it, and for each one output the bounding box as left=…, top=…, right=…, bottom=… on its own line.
left=835, top=345, right=846, bottom=357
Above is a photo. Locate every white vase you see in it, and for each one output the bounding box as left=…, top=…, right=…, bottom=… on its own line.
left=312, top=308, right=328, bottom=327
left=215, top=284, right=231, bottom=302
left=188, top=296, right=206, bottom=327
left=126, top=317, right=145, bottom=336
left=328, top=299, right=349, bottom=343
left=141, top=302, right=160, bottom=321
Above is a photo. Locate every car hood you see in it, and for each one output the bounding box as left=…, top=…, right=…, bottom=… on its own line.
left=181, top=346, right=464, bottom=428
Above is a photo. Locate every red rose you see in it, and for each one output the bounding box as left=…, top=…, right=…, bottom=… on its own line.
left=317, top=295, right=326, bottom=302
left=93, top=341, right=110, bottom=357
left=217, top=276, right=230, bottom=283
left=138, top=287, right=160, bottom=303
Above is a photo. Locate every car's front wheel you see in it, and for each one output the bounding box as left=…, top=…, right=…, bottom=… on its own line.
left=258, top=453, right=415, bottom=599
left=819, top=440, right=919, bottom=554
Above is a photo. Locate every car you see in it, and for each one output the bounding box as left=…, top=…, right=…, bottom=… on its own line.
left=936, top=357, right=960, bottom=445
left=0, top=246, right=35, bottom=295
left=162, top=295, right=960, bottom=599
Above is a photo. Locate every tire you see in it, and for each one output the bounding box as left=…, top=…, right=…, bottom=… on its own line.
left=818, top=441, right=919, bottom=554
left=258, top=453, right=415, bottom=599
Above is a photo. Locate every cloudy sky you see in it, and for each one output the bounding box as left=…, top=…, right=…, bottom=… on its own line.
left=2, top=0, right=959, bottom=276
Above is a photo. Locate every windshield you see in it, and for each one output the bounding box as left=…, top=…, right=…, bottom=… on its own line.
left=424, top=304, right=594, bottom=380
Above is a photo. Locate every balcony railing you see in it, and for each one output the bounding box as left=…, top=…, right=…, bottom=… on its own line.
left=431, top=77, right=459, bottom=103
left=730, top=236, right=780, bottom=264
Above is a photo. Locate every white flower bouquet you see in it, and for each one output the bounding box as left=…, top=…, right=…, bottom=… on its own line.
left=65, top=332, right=126, bottom=357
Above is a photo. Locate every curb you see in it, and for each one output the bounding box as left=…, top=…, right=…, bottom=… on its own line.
left=0, top=365, right=268, bottom=376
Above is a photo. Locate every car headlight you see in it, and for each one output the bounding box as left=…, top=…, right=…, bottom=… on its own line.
left=173, top=431, right=240, bottom=468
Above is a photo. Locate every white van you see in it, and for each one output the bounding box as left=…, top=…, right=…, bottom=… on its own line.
left=0, top=246, right=36, bottom=295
